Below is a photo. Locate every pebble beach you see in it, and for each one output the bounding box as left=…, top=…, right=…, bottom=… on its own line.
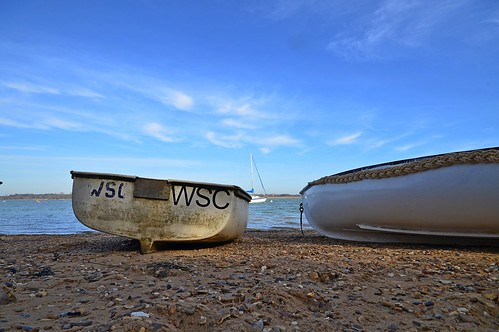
left=1, top=229, right=498, bottom=331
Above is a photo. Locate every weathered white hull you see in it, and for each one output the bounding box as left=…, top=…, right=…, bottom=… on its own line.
left=301, top=148, right=499, bottom=246
left=71, top=171, right=251, bottom=253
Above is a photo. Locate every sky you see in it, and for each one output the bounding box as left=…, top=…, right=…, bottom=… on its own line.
left=1, top=0, right=498, bottom=195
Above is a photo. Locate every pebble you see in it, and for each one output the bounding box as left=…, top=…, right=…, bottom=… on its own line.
left=181, top=305, right=196, bottom=315
left=0, top=286, right=16, bottom=305
left=69, top=320, right=93, bottom=327
left=130, top=311, right=150, bottom=318
left=357, top=315, right=367, bottom=325
left=458, top=313, right=476, bottom=323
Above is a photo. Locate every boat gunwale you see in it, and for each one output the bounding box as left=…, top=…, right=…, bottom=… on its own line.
left=300, top=146, right=499, bottom=194
left=70, top=170, right=252, bottom=202
left=333, top=146, right=499, bottom=176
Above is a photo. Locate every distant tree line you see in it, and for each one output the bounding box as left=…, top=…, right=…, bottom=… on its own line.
left=0, top=193, right=72, bottom=200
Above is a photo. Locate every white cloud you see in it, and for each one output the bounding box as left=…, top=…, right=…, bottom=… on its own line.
left=66, top=87, right=105, bottom=99
left=205, top=131, right=244, bottom=148
left=234, top=104, right=257, bottom=117
left=3, top=82, right=60, bottom=94
left=159, top=89, right=194, bottom=111
left=3, top=80, right=105, bottom=100
left=43, top=117, right=86, bottom=131
left=205, top=131, right=299, bottom=150
left=263, top=134, right=300, bottom=147
left=0, top=117, right=32, bottom=128
left=215, top=99, right=273, bottom=121
left=143, top=122, right=176, bottom=142
left=395, top=141, right=427, bottom=152
left=327, top=0, right=466, bottom=60
left=364, top=130, right=417, bottom=150
left=260, top=147, right=271, bottom=154
left=0, top=52, right=304, bottom=154
left=171, top=90, right=194, bottom=110
left=221, top=118, right=257, bottom=129
left=328, top=132, right=362, bottom=145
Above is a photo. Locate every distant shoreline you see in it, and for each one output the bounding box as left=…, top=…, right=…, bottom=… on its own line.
left=0, top=193, right=72, bottom=200
left=266, top=195, right=300, bottom=199
left=0, top=193, right=300, bottom=200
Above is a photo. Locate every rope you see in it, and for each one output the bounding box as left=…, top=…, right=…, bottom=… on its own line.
left=302, top=148, right=499, bottom=191
left=299, top=203, right=304, bottom=236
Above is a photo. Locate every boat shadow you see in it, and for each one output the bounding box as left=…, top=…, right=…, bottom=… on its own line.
left=77, top=229, right=498, bottom=255
left=245, top=228, right=499, bottom=254
left=79, top=234, right=237, bottom=254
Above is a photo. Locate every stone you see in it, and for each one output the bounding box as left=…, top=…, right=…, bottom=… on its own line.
left=0, top=286, right=16, bottom=305
left=130, top=311, right=149, bottom=318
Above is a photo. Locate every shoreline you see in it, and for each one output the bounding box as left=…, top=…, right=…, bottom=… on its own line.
left=0, top=195, right=302, bottom=201
left=1, top=230, right=498, bottom=331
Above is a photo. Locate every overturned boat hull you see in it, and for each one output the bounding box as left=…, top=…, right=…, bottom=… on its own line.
left=71, top=171, right=251, bottom=253
left=300, top=148, right=499, bottom=246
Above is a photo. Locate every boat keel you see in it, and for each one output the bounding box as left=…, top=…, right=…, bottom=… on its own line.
left=139, top=238, right=157, bottom=254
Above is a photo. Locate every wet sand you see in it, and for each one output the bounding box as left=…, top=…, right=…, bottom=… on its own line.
left=0, top=229, right=497, bottom=331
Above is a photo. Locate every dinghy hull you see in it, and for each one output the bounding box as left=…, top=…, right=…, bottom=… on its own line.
left=71, top=171, right=251, bottom=253
left=301, top=148, right=499, bottom=246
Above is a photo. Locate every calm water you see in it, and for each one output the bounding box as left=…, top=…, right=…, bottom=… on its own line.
left=0, top=198, right=310, bottom=235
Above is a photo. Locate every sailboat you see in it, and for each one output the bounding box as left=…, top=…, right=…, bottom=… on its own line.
left=247, top=153, right=267, bottom=204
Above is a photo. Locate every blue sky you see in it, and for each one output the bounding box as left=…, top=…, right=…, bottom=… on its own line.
left=1, top=0, right=498, bottom=195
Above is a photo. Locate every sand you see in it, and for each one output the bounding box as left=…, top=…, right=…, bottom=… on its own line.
left=0, top=229, right=498, bottom=331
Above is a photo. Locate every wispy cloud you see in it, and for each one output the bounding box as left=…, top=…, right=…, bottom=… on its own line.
left=327, top=0, right=466, bottom=60
left=3, top=82, right=60, bottom=94
left=205, top=131, right=300, bottom=150
left=66, top=87, right=105, bottom=99
left=143, top=122, right=176, bottom=143
left=211, top=96, right=285, bottom=134
left=263, top=134, right=300, bottom=147
left=158, top=89, right=194, bottom=111
left=0, top=117, right=38, bottom=129
left=205, top=131, right=244, bottom=148
left=221, top=118, right=258, bottom=129
left=3, top=81, right=104, bottom=99
left=0, top=51, right=302, bottom=154
left=364, top=130, right=417, bottom=150
left=395, top=142, right=425, bottom=152
left=327, top=132, right=362, bottom=146
left=215, top=99, right=273, bottom=121
left=251, top=0, right=356, bottom=21
left=43, top=117, right=87, bottom=131
left=260, top=147, right=271, bottom=154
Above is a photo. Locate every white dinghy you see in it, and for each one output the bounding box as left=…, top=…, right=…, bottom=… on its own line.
left=300, top=147, right=499, bottom=246
left=71, top=171, right=252, bottom=253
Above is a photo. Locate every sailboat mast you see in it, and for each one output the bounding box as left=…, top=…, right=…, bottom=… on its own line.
left=250, top=153, right=255, bottom=190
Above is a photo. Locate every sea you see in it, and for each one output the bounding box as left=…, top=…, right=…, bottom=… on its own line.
left=0, top=198, right=310, bottom=235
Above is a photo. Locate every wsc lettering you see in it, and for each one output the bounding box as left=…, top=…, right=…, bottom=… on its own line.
left=171, top=185, right=230, bottom=210
left=90, top=181, right=125, bottom=199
